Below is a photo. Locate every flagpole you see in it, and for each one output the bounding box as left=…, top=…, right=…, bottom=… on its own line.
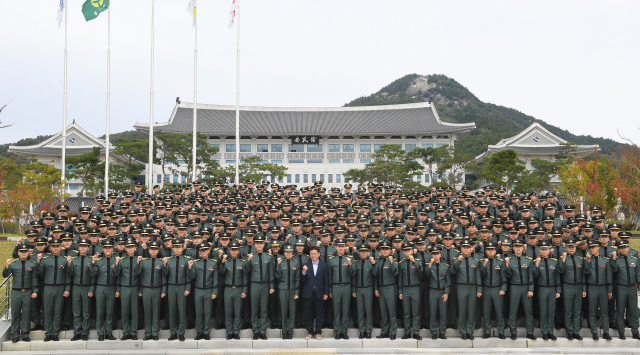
left=105, top=1, right=111, bottom=195
left=61, top=0, right=68, bottom=192
left=192, top=5, right=198, bottom=184
left=149, top=0, right=155, bottom=189
left=234, top=4, right=240, bottom=186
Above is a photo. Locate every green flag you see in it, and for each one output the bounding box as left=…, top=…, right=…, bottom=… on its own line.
left=82, top=0, right=109, bottom=21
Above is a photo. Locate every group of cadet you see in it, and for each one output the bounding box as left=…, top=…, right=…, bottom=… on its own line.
left=4, top=180, right=640, bottom=344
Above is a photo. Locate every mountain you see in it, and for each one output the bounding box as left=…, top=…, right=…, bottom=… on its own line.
left=345, top=74, right=622, bottom=156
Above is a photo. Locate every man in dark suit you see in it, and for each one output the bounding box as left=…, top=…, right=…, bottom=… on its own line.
left=301, top=246, right=329, bottom=340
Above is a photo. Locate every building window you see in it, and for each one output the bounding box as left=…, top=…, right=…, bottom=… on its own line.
left=343, top=159, right=354, bottom=163
left=307, top=144, right=322, bottom=152
left=336, top=174, right=341, bottom=183
left=422, top=144, right=433, bottom=149
left=320, top=174, right=325, bottom=182
left=257, top=144, right=269, bottom=152
left=424, top=174, right=430, bottom=183
left=287, top=174, right=291, bottom=183
left=374, top=144, right=383, bottom=152
left=68, top=184, right=80, bottom=191
left=181, top=175, right=186, bottom=183
left=432, top=174, right=438, bottom=182
left=177, top=160, right=185, bottom=164
left=303, top=174, right=308, bottom=183
left=289, top=144, right=304, bottom=152
left=436, top=144, right=447, bottom=148
left=343, top=144, right=354, bottom=152
left=288, top=160, right=304, bottom=163
left=405, top=144, right=416, bottom=152
left=258, top=160, right=268, bottom=164
left=198, top=174, right=202, bottom=180
left=279, top=176, right=284, bottom=183
left=416, top=175, right=422, bottom=182
left=271, top=144, right=282, bottom=152
left=295, top=174, right=300, bottom=183
left=308, top=160, right=322, bottom=163
left=157, top=174, right=162, bottom=184
left=360, top=144, right=371, bottom=152
left=226, top=160, right=235, bottom=164
left=328, top=144, right=340, bottom=152
left=311, top=174, right=317, bottom=183
left=328, top=174, right=333, bottom=183
left=271, top=160, right=282, bottom=164
left=226, top=144, right=236, bottom=152
left=209, top=144, right=220, bottom=151
left=436, top=136, right=449, bottom=139
left=329, top=159, right=340, bottom=164
left=360, top=159, right=371, bottom=164
left=173, top=175, right=178, bottom=183
left=240, top=144, right=251, bottom=152
left=165, top=174, right=171, bottom=182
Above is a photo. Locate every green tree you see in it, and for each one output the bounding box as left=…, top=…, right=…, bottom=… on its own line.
left=344, top=144, right=422, bottom=190
left=156, top=132, right=220, bottom=183
left=206, top=156, right=288, bottom=185
left=435, top=146, right=474, bottom=190
left=476, top=149, right=526, bottom=192
left=409, top=146, right=448, bottom=187
left=66, top=147, right=105, bottom=200
left=110, top=138, right=148, bottom=191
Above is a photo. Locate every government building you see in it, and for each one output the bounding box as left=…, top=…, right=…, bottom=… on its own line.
left=133, top=101, right=476, bottom=189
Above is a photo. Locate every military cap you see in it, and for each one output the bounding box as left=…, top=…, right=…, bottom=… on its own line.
left=430, top=245, right=443, bottom=254
left=43, top=212, right=55, bottom=219
left=218, top=232, right=231, bottom=240
left=441, top=232, right=455, bottom=240
left=106, top=222, right=118, bottom=230
left=16, top=244, right=30, bottom=252
left=402, top=243, right=414, bottom=251
left=76, top=238, right=90, bottom=247
left=35, top=237, right=48, bottom=245
left=564, top=239, right=576, bottom=247
left=460, top=239, right=473, bottom=247
left=124, top=239, right=137, bottom=247
left=512, top=239, right=525, bottom=247
left=269, top=242, right=281, bottom=249
left=500, top=238, right=511, bottom=246
left=598, top=229, right=611, bottom=237
left=171, top=239, right=184, bottom=247
left=484, top=242, right=498, bottom=250
left=334, top=238, right=347, bottom=246
left=617, top=240, right=629, bottom=248
left=101, top=239, right=115, bottom=247
left=61, top=232, right=74, bottom=241
left=161, top=234, right=174, bottom=241
left=588, top=240, right=601, bottom=248
left=148, top=241, right=161, bottom=249
left=620, top=231, right=632, bottom=238
left=608, top=223, right=622, bottom=230
left=358, top=244, right=370, bottom=252
left=254, top=235, right=266, bottom=243
left=379, top=240, right=392, bottom=249
left=283, top=245, right=294, bottom=253
left=176, top=223, right=188, bottom=230
left=538, top=240, right=551, bottom=249
left=197, top=242, right=211, bottom=250
left=26, top=229, right=39, bottom=237
left=54, top=216, right=68, bottom=223
left=51, top=225, right=65, bottom=233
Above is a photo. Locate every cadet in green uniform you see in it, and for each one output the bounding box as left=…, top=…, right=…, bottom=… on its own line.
left=375, top=240, right=398, bottom=340
left=558, top=239, right=589, bottom=340
left=247, top=235, right=275, bottom=340
left=163, top=238, right=191, bottom=341
left=586, top=240, right=613, bottom=340
left=3, top=244, right=38, bottom=343
left=398, top=243, right=423, bottom=340
left=136, top=241, right=166, bottom=340
left=30, top=237, right=48, bottom=331
left=504, top=239, right=536, bottom=340
left=90, top=239, right=118, bottom=341
left=480, top=242, right=507, bottom=339
left=116, top=239, right=141, bottom=340
left=188, top=242, right=218, bottom=340
left=610, top=241, right=640, bottom=339
left=531, top=241, right=561, bottom=340
left=328, top=238, right=355, bottom=339
left=426, top=246, right=450, bottom=339
left=450, top=238, right=483, bottom=340
left=352, top=244, right=377, bottom=339
left=294, top=239, right=310, bottom=329
left=220, top=241, right=249, bottom=339
left=67, top=238, right=93, bottom=341
left=275, top=245, right=300, bottom=339
left=36, top=238, right=71, bottom=342
left=414, top=238, right=431, bottom=330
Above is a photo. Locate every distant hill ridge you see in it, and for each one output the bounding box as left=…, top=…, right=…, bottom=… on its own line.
left=345, top=74, right=622, bottom=156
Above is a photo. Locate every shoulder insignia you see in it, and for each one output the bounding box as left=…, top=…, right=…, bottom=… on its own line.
left=142, top=258, right=147, bottom=261
left=347, top=255, right=353, bottom=257
left=551, top=258, right=557, bottom=261
left=241, top=259, right=246, bottom=262
left=399, top=259, right=404, bottom=263
left=630, top=255, right=638, bottom=259
left=444, top=263, right=450, bottom=267
left=329, top=256, right=334, bottom=260
left=42, top=256, right=49, bottom=259
left=292, top=259, right=298, bottom=263
left=577, top=256, right=584, bottom=259
left=604, top=257, right=610, bottom=259
left=526, top=256, right=533, bottom=260
left=498, top=258, right=503, bottom=261
left=415, top=258, right=421, bottom=261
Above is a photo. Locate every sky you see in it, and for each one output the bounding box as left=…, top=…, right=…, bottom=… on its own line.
left=1, top=1, right=639, bottom=146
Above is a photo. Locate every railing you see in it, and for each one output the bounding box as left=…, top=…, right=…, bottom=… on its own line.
left=0, top=274, right=11, bottom=320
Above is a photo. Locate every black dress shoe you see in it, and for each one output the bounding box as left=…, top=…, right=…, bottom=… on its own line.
left=71, top=334, right=82, bottom=341
left=82, top=335, right=89, bottom=341
left=542, top=334, right=549, bottom=340
left=342, top=333, right=349, bottom=340
left=619, top=334, right=626, bottom=340
left=592, top=334, right=599, bottom=340
left=227, top=335, right=233, bottom=340
left=633, top=333, right=640, bottom=340
left=603, top=332, right=612, bottom=340
left=468, top=335, right=474, bottom=340
left=98, top=335, right=105, bottom=341
left=526, top=334, right=536, bottom=340
left=203, top=334, right=211, bottom=340
left=376, top=334, right=389, bottom=338
left=44, top=335, right=51, bottom=342
left=432, top=334, right=438, bottom=339
left=53, top=335, right=59, bottom=341
left=195, top=334, right=202, bottom=340
left=253, top=333, right=259, bottom=340
left=131, top=335, right=138, bottom=340
left=439, top=333, right=447, bottom=339
left=144, top=336, right=152, bottom=340
left=498, top=334, right=506, bottom=339
left=574, top=334, right=582, bottom=340
left=483, top=333, right=491, bottom=339
left=106, top=333, right=116, bottom=340
left=168, top=334, right=178, bottom=341
left=359, top=332, right=364, bottom=339
left=549, top=334, right=557, bottom=340
left=401, top=334, right=411, bottom=339
left=260, top=334, right=267, bottom=340
left=511, top=334, right=517, bottom=340
left=22, top=337, right=30, bottom=342
left=11, top=338, right=18, bottom=343
left=567, top=334, right=573, bottom=340
left=216, top=324, right=225, bottom=330
left=179, top=335, right=185, bottom=341
left=366, top=333, right=371, bottom=339
left=234, top=334, right=240, bottom=339
left=390, top=335, right=396, bottom=340
left=413, top=334, right=422, bottom=340
left=335, top=333, right=341, bottom=340
left=461, top=334, right=467, bottom=340
left=121, top=334, right=129, bottom=341
left=153, top=336, right=159, bottom=340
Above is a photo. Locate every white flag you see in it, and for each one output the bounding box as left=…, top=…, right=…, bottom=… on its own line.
left=187, top=0, right=196, bottom=27
left=228, top=0, right=237, bottom=29
left=57, top=0, right=66, bottom=28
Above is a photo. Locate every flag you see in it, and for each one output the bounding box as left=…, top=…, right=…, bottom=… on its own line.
left=57, top=0, right=66, bottom=28
left=228, top=0, right=237, bottom=29
left=82, top=0, right=109, bottom=22
left=187, top=0, right=196, bottom=27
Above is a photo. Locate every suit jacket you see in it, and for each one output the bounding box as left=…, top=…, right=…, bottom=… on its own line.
left=301, top=260, right=329, bottom=300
